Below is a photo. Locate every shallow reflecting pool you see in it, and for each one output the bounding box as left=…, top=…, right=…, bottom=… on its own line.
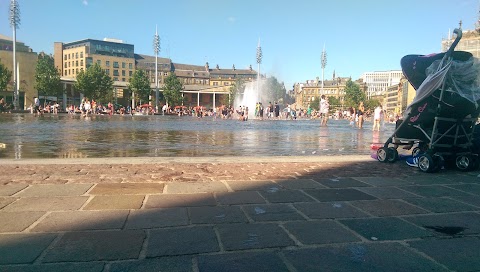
left=0, top=114, right=395, bottom=159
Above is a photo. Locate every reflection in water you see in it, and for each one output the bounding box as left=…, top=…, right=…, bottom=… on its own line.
left=0, top=114, right=395, bottom=159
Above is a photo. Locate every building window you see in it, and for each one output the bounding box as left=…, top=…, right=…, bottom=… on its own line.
left=64, top=71, right=67, bottom=76
left=164, top=72, right=168, bottom=76
left=68, top=54, right=71, bottom=59
left=68, top=62, right=71, bottom=67
left=105, top=69, right=110, bottom=75
left=80, top=60, right=83, bottom=66
left=64, top=63, right=67, bottom=68
left=113, top=62, right=119, bottom=68
left=106, top=61, right=110, bottom=67
left=113, top=77, right=118, bottom=81
left=129, top=63, right=133, bottom=69
left=122, top=70, right=125, bottom=76
left=75, top=52, right=78, bottom=59
left=80, top=52, right=83, bottom=58
left=75, top=61, right=78, bottom=67
left=76, top=68, right=79, bottom=73
left=129, top=71, right=132, bottom=76
left=113, top=70, right=119, bottom=76
left=122, top=78, right=125, bottom=81
left=64, top=55, right=67, bottom=60
left=213, top=82, right=218, bottom=86
left=122, top=62, right=126, bottom=68
left=224, top=82, right=230, bottom=86
left=97, top=60, right=101, bottom=65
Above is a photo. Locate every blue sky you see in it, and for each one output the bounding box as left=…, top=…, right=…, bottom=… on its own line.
left=0, top=0, right=478, bottom=89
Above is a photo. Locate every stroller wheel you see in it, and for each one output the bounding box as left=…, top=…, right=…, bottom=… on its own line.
left=418, top=154, right=436, bottom=173
left=377, top=147, right=388, bottom=162
left=412, top=147, right=423, bottom=157
left=387, top=147, right=399, bottom=163
left=455, top=155, right=474, bottom=171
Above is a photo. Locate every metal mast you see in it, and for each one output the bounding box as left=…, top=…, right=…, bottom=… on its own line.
left=321, top=44, right=327, bottom=96
left=10, top=0, right=20, bottom=110
left=256, top=38, right=262, bottom=102
left=153, top=25, right=160, bottom=113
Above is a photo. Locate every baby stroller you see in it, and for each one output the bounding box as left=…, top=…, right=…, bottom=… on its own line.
left=377, top=28, right=480, bottom=172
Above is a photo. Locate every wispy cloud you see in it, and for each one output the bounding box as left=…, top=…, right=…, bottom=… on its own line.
left=82, top=0, right=88, bottom=6
left=227, top=17, right=236, bottom=23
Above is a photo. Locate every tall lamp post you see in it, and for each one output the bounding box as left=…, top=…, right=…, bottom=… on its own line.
left=10, top=0, right=20, bottom=110
left=153, top=25, right=160, bottom=113
left=256, top=38, right=262, bottom=103
left=321, top=44, right=327, bottom=97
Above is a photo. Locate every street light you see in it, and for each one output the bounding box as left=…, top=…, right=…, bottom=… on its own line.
left=153, top=25, right=160, bottom=113
left=10, top=0, right=20, bottom=110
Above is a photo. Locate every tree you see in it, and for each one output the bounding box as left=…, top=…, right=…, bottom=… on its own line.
left=163, top=73, right=183, bottom=107
left=75, top=63, right=113, bottom=103
left=344, top=79, right=366, bottom=108
left=35, top=54, right=62, bottom=99
left=128, top=70, right=151, bottom=104
left=327, top=96, right=340, bottom=109
left=225, top=78, right=246, bottom=106
left=0, top=62, right=12, bottom=91
left=264, top=76, right=286, bottom=103
left=311, top=96, right=320, bottom=110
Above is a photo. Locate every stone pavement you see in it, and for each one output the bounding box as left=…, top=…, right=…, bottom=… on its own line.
left=0, top=156, right=480, bottom=271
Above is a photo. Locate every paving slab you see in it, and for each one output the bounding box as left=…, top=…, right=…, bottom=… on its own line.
left=89, top=183, right=165, bottom=195
left=340, top=217, right=433, bottom=241
left=405, top=212, right=480, bottom=236
left=42, top=230, right=145, bottom=262
left=0, top=233, right=57, bottom=264
left=314, top=177, right=371, bottom=188
left=147, top=226, right=219, bottom=257
left=445, top=183, right=480, bottom=195
left=83, top=195, right=145, bottom=210
left=403, top=197, right=479, bottom=213
left=0, top=197, right=15, bottom=209
left=0, top=211, right=45, bottom=232
left=198, top=251, right=289, bottom=272
left=353, top=177, right=411, bottom=187
left=0, top=184, right=28, bottom=196
left=216, top=223, right=295, bottom=250
left=31, top=210, right=129, bottom=232
left=303, top=188, right=377, bottom=202
left=259, top=189, right=315, bottom=203
left=275, top=179, right=326, bottom=189
left=0, top=262, right=105, bottom=272
left=403, top=176, right=454, bottom=185
left=215, top=191, right=266, bottom=205
left=242, top=204, right=305, bottom=222
left=293, top=202, right=370, bottom=219
left=283, top=220, right=361, bottom=245
left=282, top=243, right=448, bottom=271
left=349, top=199, right=428, bottom=217
left=450, top=195, right=480, bottom=207
left=399, top=185, right=471, bottom=197
left=408, top=237, right=480, bottom=271
left=166, top=181, right=228, bottom=193
left=145, top=193, right=216, bottom=208
left=1, top=196, right=88, bottom=212
left=356, top=186, right=419, bottom=199
left=189, top=206, right=248, bottom=224
left=125, top=208, right=189, bottom=229
left=14, top=184, right=93, bottom=197
left=109, top=256, right=192, bottom=272
left=225, top=180, right=280, bottom=191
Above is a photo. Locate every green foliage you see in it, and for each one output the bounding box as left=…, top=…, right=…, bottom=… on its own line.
left=35, top=54, right=62, bottom=98
left=226, top=78, right=246, bottom=106
left=163, top=73, right=184, bottom=106
left=344, top=79, right=366, bottom=108
left=327, top=96, right=340, bottom=108
left=0, top=62, right=12, bottom=91
left=364, top=99, right=381, bottom=112
left=311, top=96, right=320, bottom=111
left=129, top=70, right=151, bottom=103
left=74, top=63, right=113, bottom=103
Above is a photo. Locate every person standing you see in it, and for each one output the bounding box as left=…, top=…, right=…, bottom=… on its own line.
left=274, top=102, right=280, bottom=119
left=357, top=101, right=365, bottom=129
left=373, top=105, right=383, bottom=131
left=320, top=95, right=329, bottom=126
left=33, top=96, right=41, bottom=115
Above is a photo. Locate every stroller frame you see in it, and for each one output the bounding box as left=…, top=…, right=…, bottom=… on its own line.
left=377, top=28, right=480, bottom=172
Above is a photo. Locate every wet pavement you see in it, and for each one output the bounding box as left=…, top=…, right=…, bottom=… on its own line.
left=0, top=156, right=479, bottom=271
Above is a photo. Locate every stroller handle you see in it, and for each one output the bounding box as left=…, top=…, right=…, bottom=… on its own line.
left=446, top=28, right=462, bottom=57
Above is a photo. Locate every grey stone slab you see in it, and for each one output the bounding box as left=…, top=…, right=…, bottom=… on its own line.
left=282, top=243, right=448, bottom=272
left=14, top=184, right=93, bottom=197
left=451, top=195, right=480, bottom=207
left=0, top=184, right=28, bottom=196
left=357, top=187, right=419, bottom=199
left=340, top=217, right=433, bottom=241
left=166, top=181, right=228, bottom=193
left=315, top=177, right=371, bottom=188
left=259, top=190, right=315, bottom=203
left=125, top=208, right=189, bottom=229
left=145, top=193, right=216, bottom=208
left=216, top=223, right=295, bottom=250
left=0, top=197, right=15, bottom=209
left=189, top=206, right=248, bottom=224
left=1, top=196, right=88, bottom=212
left=0, top=233, right=57, bottom=264
left=0, top=211, right=45, bottom=232
left=294, top=202, right=370, bottom=219
left=350, top=199, right=428, bottom=217
left=215, top=191, right=265, bottom=205
left=409, top=237, right=480, bottom=271
left=405, top=212, right=480, bottom=236
left=283, top=220, right=361, bottom=245
left=399, top=185, right=471, bottom=197
left=89, top=183, right=165, bottom=195
left=43, top=230, right=145, bottom=262
left=0, top=263, right=105, bottom=272
left=276, top=179, right=326, bottom=189
left=110, top=256, right=192, bottom=272
left=83, top=195, right=145, bottom=210
left=403, top=176, right=454, bottom=185
left=243, top=204, right=305, bottom=222
left=304, top=188, right=377, bottom=202
left=31, top=210, right=129, bottom=232
left=225, top=180, right=281, bottom=191
left=147, top=226, right=219, bottom=257
left=198, top=251, right=289, bottom=272
left=403, top=197, right=479, bottom=213
left=446, top=184, right=480, bottom=195
left=353, top=177, right=409, bottom=187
